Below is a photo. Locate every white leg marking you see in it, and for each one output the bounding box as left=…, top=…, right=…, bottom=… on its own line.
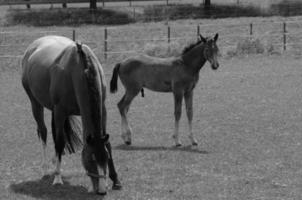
left=53, top=157, right=63, bottom=185
left=173, top=121, right=181, bottom=146
left=41, top=143, right=48, bottom=175
left=121, top=117, right=131, bottom=143
left=188, top=122, right=198, bottom=145
left=121, top=118, right=128, bottom=141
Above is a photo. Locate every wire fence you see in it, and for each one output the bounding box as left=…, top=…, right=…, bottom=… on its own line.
left=1, top=20, right=302, bottom=60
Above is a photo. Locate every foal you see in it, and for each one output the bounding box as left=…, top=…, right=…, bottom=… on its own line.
left=110, top=34, right=220, bottom=146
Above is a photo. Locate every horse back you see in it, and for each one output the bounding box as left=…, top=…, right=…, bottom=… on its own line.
left=118, top=54, right=186, bottom=92
left=22, top=36, right=77, bottom=110
left=119, top=55, right=178, bottom=76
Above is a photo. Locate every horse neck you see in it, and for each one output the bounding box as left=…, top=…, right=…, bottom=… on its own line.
left=71, top=48, right=103, bottom=141
left=181, top=44, right=206, bottom=73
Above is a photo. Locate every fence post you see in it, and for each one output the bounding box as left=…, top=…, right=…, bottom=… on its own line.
left=166, top=0, right=169, bottom=6
left=102, top=0, right=105, bottom=7
left=104, top=28, right=108, bottom=60
left=249, top=23, right=253, bottom=36
left=283, top=22, right=287, bottom=51
left=133, top=7, right=136, bottom=20
left=167, top=26, right=170, bottom=43
left=197, top=25, right=200, bottom=41
left=129, top=0, right=132, bottom=7
left=72, top=30, right=76, bottom=41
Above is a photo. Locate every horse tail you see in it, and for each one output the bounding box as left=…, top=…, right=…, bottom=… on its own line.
left=110, top=63, right=120, bottom=93
left=64, top=116, right=83, bottom=154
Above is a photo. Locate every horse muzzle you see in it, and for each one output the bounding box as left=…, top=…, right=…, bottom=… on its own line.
left=96, top=177, right=107, bottom=195
left=211, top=63, right=219, bottom=70
left=88, top=175, right=107, bottom=195
left=87, top=169, right=108, bottom=195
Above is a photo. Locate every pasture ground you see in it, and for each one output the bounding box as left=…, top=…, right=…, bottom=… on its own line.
left=2, top=52, right=302, bottom=200
left=1, top=15, right=302, bottom=199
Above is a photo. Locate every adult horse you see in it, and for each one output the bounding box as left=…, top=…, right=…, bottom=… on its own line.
left=110, top=33, right=219, bottom=146
left=22, top=36, right=121, bottom=195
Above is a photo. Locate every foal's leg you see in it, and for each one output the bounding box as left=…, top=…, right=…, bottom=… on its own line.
left=184, top=90, right=198, bottom=146
left=118, top=91, right=138, bottom=145
left=52, top=107, right=66, bottom=185
left=172, top=90, right=184, bottom=147
left=29, top=99, right=48, bottom=175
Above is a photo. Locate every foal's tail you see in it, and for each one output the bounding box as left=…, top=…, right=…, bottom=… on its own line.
left=64, top=116, right=83, bottom=154
left=110, top=63, right=120, bottom=93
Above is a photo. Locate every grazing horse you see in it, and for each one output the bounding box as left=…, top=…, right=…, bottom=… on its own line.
left=21, top=36, right=121, bottom=195
left=110, top=33, right=219, bottom=146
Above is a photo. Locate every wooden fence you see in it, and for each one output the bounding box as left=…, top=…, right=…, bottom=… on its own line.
left=0, top=21, right=301, bottom=59
left=0, top=0, right=176, bottom=7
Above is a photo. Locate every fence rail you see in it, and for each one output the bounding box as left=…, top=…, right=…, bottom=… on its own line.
left=0, top=20, right=302, bottom=59
left=0, top=0, right=174, bottom=6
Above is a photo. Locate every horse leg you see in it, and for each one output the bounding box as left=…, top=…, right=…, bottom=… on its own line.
left=184, top=90, right=198, bottom=146
left=101, top=103, right=122, bottom=189
left=51, top=112, right=57, bottom=166
left=106, top=142, right=122, bottom=190
left=52, top=107, right=66, bottom=185
left=118, top=92, right=138, bottom=145
left=172, top=90, right=183, bottom=147
left=29, top=98, right=48, bottom=175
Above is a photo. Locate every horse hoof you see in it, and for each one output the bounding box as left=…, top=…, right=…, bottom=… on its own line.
left=52, top=180, right=63, bottom=185
left=53, top=175, right=63, bottom=185
left=125, top=141, right=131, bottom=145
left=192, top=142, right=198, bottom=146
left=112, top=183, right=122, bottom=190
left=97, top=192, right=107, bottom=196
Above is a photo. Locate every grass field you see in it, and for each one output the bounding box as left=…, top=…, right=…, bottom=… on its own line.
left=2, top=16, right=302, bottom=199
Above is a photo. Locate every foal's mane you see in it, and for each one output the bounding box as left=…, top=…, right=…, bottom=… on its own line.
left=76, top=43, right=102, bottom=139
left=182, top=40, right=203, bottom=55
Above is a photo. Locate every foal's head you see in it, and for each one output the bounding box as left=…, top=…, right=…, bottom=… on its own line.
left=199, top=33, right=220, bottom=70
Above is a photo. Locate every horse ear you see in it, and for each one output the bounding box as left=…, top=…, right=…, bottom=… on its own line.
left=199, top=34, right=206, bottom=43
left=86, top=135, right=94, bottom=145
left=214, top=33, right=219, bottom=42
left=101, top=134, right=109, bottom=143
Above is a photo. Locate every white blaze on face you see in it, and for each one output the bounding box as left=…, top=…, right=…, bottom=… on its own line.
left=97, top=165, right=107, bottom=194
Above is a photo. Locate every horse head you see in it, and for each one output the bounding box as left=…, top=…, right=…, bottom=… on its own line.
left=76, top=42, right=110, bottom=195
left=199, top=33, right=220, bottom=70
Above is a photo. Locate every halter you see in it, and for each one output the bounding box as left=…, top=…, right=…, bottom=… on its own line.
left=86, top=171, right=107, bottom=179
left=85, top=152, right=109, bottom=179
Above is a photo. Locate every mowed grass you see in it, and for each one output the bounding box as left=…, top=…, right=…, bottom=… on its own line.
left=2, top=18, right=302, bottom=199
left=2, top=52, right=302, bottom=200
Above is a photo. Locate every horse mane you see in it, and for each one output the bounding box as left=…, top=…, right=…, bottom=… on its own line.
left=182, top=40, right=203, bottom=55
left=76, top=42, right=103, bottom=139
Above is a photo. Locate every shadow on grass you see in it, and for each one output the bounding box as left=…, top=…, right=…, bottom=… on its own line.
left=10, top=174, right=103, bottom=200
left=114, top=144, right=209, bottom=154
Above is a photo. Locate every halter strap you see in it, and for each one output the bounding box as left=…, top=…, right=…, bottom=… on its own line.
left=86, top=171, right=107, bottom=179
